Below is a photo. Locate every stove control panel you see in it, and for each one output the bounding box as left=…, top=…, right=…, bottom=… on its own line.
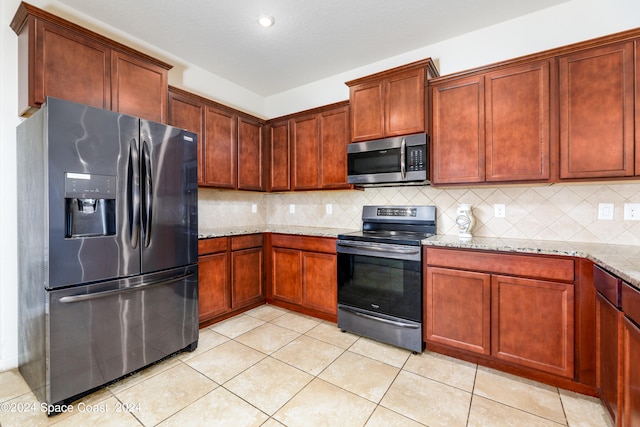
left=376, top=207, right=417, bottom=217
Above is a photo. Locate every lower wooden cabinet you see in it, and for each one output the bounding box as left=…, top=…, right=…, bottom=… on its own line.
left=596, top=291, right=623, bottom=425
left=268, top=234, right=337, bottom=321
left=197, top=234, right=264, bottom=326
left=424, top=247, right=576, bottom=381
left=621, top=282, right=640, bottom=427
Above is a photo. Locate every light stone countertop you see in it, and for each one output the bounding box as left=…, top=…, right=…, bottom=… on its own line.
left=198, top=226, right=640, bottom=289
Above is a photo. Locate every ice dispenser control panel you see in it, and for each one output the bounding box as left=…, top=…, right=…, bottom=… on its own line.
left=64, top=173, right=117, bottom=238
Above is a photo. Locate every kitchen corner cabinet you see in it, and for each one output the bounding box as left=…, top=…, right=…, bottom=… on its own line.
left=11, top=2, right=171, bottom=122
left=559, top=41, right=635, bottom=180
left=425, top=248, right=575, bottom=380
left=197, top=235, right=265, bottom=326
left=594, top=265, right=623, bottom=425
left=269, top=102, right=350, bottom=192
left=268, top=234, right=337, bottom=321
left=346, top=59, right=438, bottom=142
left=430, top=60, right=551, bottom=185
left=168, top=86, right=265, bottom=190
left=268, top=119, right=291, bottom=191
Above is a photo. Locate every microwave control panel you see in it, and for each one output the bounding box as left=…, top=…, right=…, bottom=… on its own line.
left=407, top=146, right=426, bottom=171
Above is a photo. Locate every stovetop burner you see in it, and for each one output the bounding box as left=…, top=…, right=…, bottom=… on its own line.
left=337, top=205, right=436, bottom=246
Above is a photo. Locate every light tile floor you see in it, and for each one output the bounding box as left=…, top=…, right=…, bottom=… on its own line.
left=0, top=304, right=613, bottom=426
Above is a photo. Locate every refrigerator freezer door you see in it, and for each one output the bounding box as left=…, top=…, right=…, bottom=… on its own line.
left=139, top=121, right=198, bottom=274
left=46, top=265, right=198, bottom=405
left=46, top=98, right=141, bottom=288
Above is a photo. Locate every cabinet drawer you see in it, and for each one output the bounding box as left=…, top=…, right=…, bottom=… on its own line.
left=622, top=283, right=640, bottom=326
left=198, top=237, right=228, bottom=255
left=425, top=248, right=574, bottom=282
left=271, top=234, right=336, bottom=254
left=594, top=265, right=621, bottom=307
left=231, top=234, right=263, bottom=251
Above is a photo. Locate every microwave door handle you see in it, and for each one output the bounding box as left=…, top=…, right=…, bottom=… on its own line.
left=400, top=137, right=407, bottom=179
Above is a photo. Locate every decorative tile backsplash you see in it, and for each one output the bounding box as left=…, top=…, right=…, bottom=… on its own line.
left=199, top=182, right=640, bottom=245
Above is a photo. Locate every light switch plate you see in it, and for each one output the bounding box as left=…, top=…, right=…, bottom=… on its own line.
left=326, top=204, right=332, bottom=214
left=251, top=203, right=257, bottom=213
left=598, top=203, right=614, bottom=220
left=289, top=204, right=295, bottom=214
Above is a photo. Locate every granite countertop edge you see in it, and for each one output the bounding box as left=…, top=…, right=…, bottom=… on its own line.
left=198, top=226, right=640, bottom=288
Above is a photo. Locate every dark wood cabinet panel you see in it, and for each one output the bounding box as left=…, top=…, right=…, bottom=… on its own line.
left=30, top=19, right=111, bottom=113
left=302, top=251, right=337, bottom=316
left=425, top=267, right=491, bottom=355
left=291, top=114, right=320, bottom=190
left=431, top=75, right=485, bottom=184
left=271, top=247, right=302, bottom=305
left=231, top=247, right=264, bottom=308
left=237, top=116, right=265, bottom=191
left=349, top=81, right=384, bottom=142
left=319, top=106, right=350, bottom=189
left=491, top=274, right=574, bottom=378
left=623, top=316, right=640, bottom=427
left=205, top=106, right=237, bottom=188
left=385, top=68, right=425, bottom=137
left=596, top=292, right=623, bottom=424
left=168, top=89, right=205, bottom=185
left=485, top=61, right=550, bottom=182
left=111, top=50, right=167, bottom=122
left=198, top=250, right=230, bottom=322
left=268, top=120, right=290, bottom=191
left=559, top=41, right=635, bottom=179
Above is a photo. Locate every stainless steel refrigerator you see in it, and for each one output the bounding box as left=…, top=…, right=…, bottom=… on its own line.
left=16, top=97, right=199, bottom=411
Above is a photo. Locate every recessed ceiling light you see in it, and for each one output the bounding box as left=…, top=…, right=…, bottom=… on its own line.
left=258, top=15, right=275, bottom=28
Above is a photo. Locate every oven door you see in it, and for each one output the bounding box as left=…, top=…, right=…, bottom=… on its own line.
left=336, top=240, right=422, bottom=322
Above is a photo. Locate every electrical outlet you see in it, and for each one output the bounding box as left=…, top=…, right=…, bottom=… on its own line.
left=624, top=203, right=640, bottom=221
left=598, top=203, right=614, bottom=220
left=289, top=204, right=295, bottom=214
left=326, top=204, right=332, bottom=214
left=494, top=204, right=506, bottom=218
left=251, top=203, right=257, bottom=213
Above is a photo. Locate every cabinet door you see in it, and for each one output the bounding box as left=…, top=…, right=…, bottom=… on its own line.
left=231, top=247, right=264, bottom=308
left=623, top=317, right=640, bottom=427
left=431, top=76, right=485, bottom=184
left=291, top=115, right=320, bottom=190
left=385, top=68, right=425, bottom=137
left=491, top=275, right=574, bottom=378
left=31, top=19, right=111, bottom=111
left=350, top=80, right=384, bottom=142
left=111, top=50, right=167, bottom=123
left=198, top=251, right=230, bottom=322
left=168, top=91, right=205, bottom=185
left=559, top=41, right=635, bottom=179
left=269, top=120, right=290, bottom=191
left=320, top=106, right=350, bottom=189
left=271, top=248, right=302, bottom=304
left=596, top=292, right=622, bottom=424
left=302, top=251, right=337, bottom=316
left=237, top=117, right=264, bottom=191
left=205, top=106, right=237, bottom=188
left=485, top=61, right=550, bottom=182
left=425, top=267, right=491, bottom=355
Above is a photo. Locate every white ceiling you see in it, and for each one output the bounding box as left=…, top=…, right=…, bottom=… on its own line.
left=57, top=0, right=570, bottom=96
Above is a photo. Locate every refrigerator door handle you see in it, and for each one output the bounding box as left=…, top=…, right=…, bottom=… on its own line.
left=141, top=139, right=153, bottom=248
left=128, top=138, right=141, bottom=249
left=58, top=270, right=195, bottom=303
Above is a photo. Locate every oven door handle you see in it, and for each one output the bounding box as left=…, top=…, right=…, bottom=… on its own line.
left=337, top=242, right=420, bottom=256
left=342, top=306, right=420, bottom=329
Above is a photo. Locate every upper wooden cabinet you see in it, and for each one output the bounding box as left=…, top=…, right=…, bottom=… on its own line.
left=559, top=41, right=635, bottom=179
left=268, top=102, right=350, bottom=192
left=168, top=86, right=265, bottom=190
left=431, top=60, right=551, bottom=185
left=11, top=2, right=171, bottom=122
left=346, top=59, right=439, bottom=142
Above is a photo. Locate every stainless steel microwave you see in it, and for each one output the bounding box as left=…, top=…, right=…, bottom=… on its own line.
left=347, top=133, right=428, bottom=185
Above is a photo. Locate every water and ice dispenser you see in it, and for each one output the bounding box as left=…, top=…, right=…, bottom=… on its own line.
left=64, top=172, right=116, bottom=238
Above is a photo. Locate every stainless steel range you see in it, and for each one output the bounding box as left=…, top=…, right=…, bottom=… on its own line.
left=336, top=205, right=436, bottom=353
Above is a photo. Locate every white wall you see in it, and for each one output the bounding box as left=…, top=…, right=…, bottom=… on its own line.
left=1, top=0, right=639, bottom=371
